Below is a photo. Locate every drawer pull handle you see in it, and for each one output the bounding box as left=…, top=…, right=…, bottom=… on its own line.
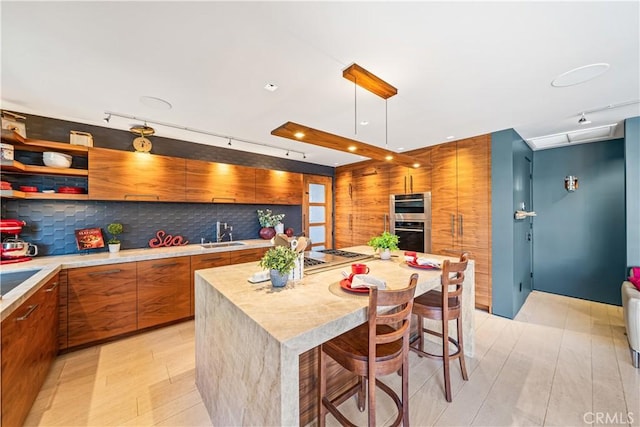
left=152, top=262, right=178, bottom=268
left=200, top=258, right=224, bottom=262
left=124, top=194, right=160, bottom=200
left=89, top=269, right=122, bottom=276
left=17, top=304, right=38, bottom=321
left=211, top=197, right=236, bottom=202
left=45, top=282, right=59, bottom=292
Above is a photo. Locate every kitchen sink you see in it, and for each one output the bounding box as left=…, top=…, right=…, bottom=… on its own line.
left=200, top=242, right=247, bottom=249
left=0, top=269, right=42, bottom=297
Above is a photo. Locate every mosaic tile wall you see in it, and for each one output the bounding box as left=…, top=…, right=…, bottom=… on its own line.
left=1, top=200, right=301, bottom=256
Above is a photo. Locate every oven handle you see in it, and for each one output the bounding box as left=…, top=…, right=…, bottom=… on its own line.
left=394, top=198, right=423, bottom=203
left=394, top=228, right=425, bottom=232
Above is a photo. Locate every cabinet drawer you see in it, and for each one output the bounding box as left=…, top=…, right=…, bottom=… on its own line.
left=137, top=257, right=191, bottom=329
left=191, top=252, right=231, bottom=271
left=229, top=247, right=268, bottom=265
left=67, top=263, right=137, bottom=347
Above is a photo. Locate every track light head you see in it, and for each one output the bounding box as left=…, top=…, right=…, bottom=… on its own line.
left=286, top=151, right=290, bottom=156
left=227, top=138, right=232, bottom=146
left=303, top=153, right=307, bottom=159
left=103, top=113, right=111, bottom=123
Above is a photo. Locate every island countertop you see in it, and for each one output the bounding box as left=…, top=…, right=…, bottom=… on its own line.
left=195, top=246, right=475, bottom=426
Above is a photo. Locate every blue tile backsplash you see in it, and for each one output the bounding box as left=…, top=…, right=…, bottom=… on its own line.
left=1, top=200, right=301, bottom=256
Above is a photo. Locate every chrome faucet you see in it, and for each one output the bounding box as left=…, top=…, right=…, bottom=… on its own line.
left=216, top=221, right=231, bottom=242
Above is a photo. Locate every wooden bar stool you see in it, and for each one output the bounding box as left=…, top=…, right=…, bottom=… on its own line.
left=410, top=253, right=469, bottom=402
left=318, top=273, right=419, bottom=427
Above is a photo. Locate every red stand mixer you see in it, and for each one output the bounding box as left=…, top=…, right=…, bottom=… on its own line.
left=1, top=219, right=38, bottom=264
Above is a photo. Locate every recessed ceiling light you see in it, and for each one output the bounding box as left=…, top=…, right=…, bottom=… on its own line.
left=294, top=131, right=305, bottom=139
left=551, top=63, right=610, bottom=87
left=348, top=146, right=357, bottom=152
left=446, top=135, right=455, bottom=140
left=385, top=155, right=393, bottom=161
left=360, top=120, right=369, bottom=126
left=264, top=83, right=278, bottom=92
left=412, top=163, right=420, bottom=168
left=139, top=96, right=172, bottom=110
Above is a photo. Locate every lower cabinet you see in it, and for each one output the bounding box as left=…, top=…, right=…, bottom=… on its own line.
left=1, top=275, right=59, bottom=427
left=190, top=252, right=231, bottom=316
left=137, top=257, right=191, bottom=330
left=68, top=263, right=138, bottom=348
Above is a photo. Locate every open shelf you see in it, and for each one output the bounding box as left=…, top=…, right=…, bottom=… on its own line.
left=1, top=129, right=89, bottom=156
left=0, top=189, right=88, bottom=200
left=1, top=159, right=88, bottom=177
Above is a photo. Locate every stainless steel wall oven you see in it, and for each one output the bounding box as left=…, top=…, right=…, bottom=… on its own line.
left=390, top=192, right=431, bottom=253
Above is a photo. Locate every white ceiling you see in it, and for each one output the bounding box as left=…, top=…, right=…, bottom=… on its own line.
left=2, top=1, right=639, bottom=167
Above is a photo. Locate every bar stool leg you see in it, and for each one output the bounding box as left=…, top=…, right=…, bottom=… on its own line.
left=357, top=377, right=366, bottom=412
left=457, top=317, right=468, bottom=380
left=402, top=346, right=410, bottom=426
left=417, top=314, right=424, bottom=356
left=443, top=318, right=452, bottom=402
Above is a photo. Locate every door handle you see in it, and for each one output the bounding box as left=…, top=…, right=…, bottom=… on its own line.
left=44, top=282, right=59, bottom=292
left=404, top=176, right=407, bottom=194
left=451, top=214, right=455, bottom=236
left=17, top=304, right=38, bottom=321
left=349, top=214, right=352, bottom=231
left=348, top=183, right=352, bottom=199
left=459, top=214, right=463, bottom=237
left=410, top=175, right=414, bottom=193
left=89, top=269, right=122, bottom=276
left=152, top=262, right=178, bottom=268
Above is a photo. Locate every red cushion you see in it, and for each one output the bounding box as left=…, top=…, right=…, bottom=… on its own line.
left=630, top=276, right=640, bottom=291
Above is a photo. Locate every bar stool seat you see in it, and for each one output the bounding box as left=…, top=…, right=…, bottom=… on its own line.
left=318, top=273, right=419, bottom=427
left=410, top=253, right=469, bottom=402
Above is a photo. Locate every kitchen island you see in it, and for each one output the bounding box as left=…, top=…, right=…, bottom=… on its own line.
left=195, top=246, right=475, bottom=426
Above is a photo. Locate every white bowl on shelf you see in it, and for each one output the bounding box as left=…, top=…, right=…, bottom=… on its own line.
left=43, top=151, right=72, bottom=168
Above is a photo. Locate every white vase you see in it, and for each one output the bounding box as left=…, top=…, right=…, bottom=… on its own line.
left=379, top=248, right=391, bottom=260
left=108, top=243, right=121, bottom=253
left=274, top=223, right=285, bottom=234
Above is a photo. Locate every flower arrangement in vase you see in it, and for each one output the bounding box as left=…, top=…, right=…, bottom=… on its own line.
left=367, top=231, right=399, bottom=260
left=257, top=209, right=285, bottom=239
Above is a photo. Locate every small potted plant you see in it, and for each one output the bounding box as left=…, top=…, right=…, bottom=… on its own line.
left=106, top=222, right=123, bottom=253
left=367, top=231, right=399, bottom=260
left=258, top=245, right=298, bottom=287
left=257, top=209, right=286, bottom=239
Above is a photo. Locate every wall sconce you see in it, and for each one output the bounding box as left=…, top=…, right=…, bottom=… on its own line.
left=564, top=175, right=579, bottom=192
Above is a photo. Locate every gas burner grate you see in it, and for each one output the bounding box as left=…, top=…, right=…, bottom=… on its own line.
left=304, top=258, right=326, bottom=267
left=317, top=249, right=367, bottom=258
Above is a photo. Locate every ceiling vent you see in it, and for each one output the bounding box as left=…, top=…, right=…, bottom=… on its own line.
left=527, top=123, right=617, bottom=150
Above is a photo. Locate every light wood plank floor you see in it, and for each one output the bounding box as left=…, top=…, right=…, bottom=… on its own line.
left=25, top=291, right=639, bottom=426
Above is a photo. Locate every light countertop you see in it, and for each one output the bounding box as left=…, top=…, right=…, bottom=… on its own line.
left=0, top=239, right=272, bottom=321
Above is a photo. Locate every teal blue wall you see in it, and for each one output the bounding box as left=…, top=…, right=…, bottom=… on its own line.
left=532, top=139, right=626, bottom=305
left=626, top=117, right=640, bottom=267
left=491, top=129, right=533, bottom=318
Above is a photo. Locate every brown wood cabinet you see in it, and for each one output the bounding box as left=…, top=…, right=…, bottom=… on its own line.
left=88, top=147, right=186, bottom=202
left=67, top=263, right=138, bottom=347
left=431, top=135, right=492, bottom=310
left=137, top=257, right=191, bottom=330
left=1, top=275, right=59, bottom=427
left=334, top=169, right=354, bottom=248
left=388, top=149, right=432, bottom=195
left=255, top=169, right=303, bottom=204
left=58, top=270, right=69, bottom=350
left=185, top=159, right=256, bottom=203
left=228, top=247, right=269, bottom=265
left=352, top=163, right=390, bottom=245
left=190, top=252, right=231, bottom=315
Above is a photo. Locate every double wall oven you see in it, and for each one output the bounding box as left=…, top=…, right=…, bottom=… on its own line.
left=390, top=192, right=431, bottom=253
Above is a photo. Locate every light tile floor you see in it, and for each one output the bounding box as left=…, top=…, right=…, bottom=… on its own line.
left=25, top=291, right=639, bottom=426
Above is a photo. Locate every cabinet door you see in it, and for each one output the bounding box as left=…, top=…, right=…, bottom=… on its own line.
left=137, top=257, right=191, bottom=330
left=68, top=263, right=137, bottom=347
left=408, top=149, right=432, bottom=193
left=229, top=247, right=268, bottom=265
left=58, top=270, right=68, bottom=350
left=430, top=142, right=458, bottom=254
left=89, top=147, right=186, bottom=202
left=255, top=169, right=303, bottom=204
left=334, top=169, right=354, bottom=248
left=190, top=252, right=231, bottom=315
left=388, top=165, right=410, bottom=195
left=185, top=159, right=256, bottom=203
left=1, top=276, right=58, bottom=427
left=353, top=164, right=390, bottom=245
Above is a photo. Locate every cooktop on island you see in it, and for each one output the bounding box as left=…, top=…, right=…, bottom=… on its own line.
left=303, top=249, right=373, bottom=274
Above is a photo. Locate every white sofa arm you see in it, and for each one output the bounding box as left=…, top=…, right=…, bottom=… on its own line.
left=622, top=281, right=640, bottom=354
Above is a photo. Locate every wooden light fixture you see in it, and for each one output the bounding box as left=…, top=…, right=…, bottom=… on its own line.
left=271, top=122, right=420, bottom=168
left=343, top=63, right=397, bottom=99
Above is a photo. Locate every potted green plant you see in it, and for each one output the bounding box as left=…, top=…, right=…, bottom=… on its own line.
left=257, top=209, right=286, bottom=239
left=258, top=245, right=298, bottom=287
left=367, top=231, right=399, bottom=260
left=106, top=222, right=123, bottom=253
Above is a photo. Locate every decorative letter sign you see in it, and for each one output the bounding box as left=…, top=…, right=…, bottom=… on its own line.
left=148, top=230, right=189, bottom=248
